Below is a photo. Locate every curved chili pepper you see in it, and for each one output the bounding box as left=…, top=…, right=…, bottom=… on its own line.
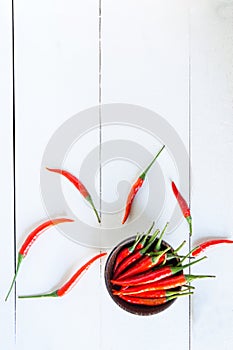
left=116, top=274, right=215, bottom=296
left=171, top=181, right=192, bottom=235
left=46, top=168, right=101, bottom=223
left=117, top=291, right=192, bottom=306
left=111, top=256, right=206, bottom=286
left=18, top=252, right=107, bottom=298
left=113, top=222, right=154, bottom=273
left=122, top=145, right=165, bottom=224
left=113, top=229, right=160, bottom=278
left=191, top=239, right=233, bottom=257
left=5, top=218, right=74, bottom=301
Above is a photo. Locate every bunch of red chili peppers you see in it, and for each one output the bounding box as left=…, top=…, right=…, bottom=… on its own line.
left=5, top=144, right=233, bottom=309
left=109, top=223, right=233, bottom=306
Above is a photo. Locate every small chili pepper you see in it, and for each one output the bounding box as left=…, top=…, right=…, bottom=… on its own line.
left=113, top=229, right=160, bottom=278
left=113, top=222, right=154, bottom=273
left=111, top=256, right=206, bottom=287
left=117, top=291, right=192, bottom=306
left=46, top=168, right=101, bottom=223
left=18, top=252, right=107, bottom=298
left=113, top=288, right=191, bottom=298
left=5, top=218, right=74, bottom=301
left=122, top=145, right=165, bottom=224
left=171, top=181, right=192, bottom=235
left=116, top=274, right=215, bottom=296
left=191, top=239, right=233, bottom=257
left=113, top=247, right=170, bottom=282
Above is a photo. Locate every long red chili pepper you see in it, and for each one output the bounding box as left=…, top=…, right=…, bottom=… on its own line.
left=113, top=222, right=154, bottom=273
left=122, top=145, right=165, bottom=224
left=5, top=218, right=74, bottom=301
left=114, top=247, right=170, bottom=281
left=111, top=256, right=206, bottom=286
left=114, top=288, right=191, bottom=299
left=113, top=229, right=160, bottom=278
left=117, top=291, right=192, bottom=306
left=115, top=274, right=215, bottom=296
left=46, top=168, right=101, bottom=223
left=171, top=181, right=192, bottom=235
left=191, top=239, right=233, bottom=257
left=18, top=252, right=107, bottom=298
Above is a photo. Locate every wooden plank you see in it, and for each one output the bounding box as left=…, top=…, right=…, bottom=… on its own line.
left=190, top=1, right=233, bottom=349
left=101, top=1, right=190, bottom=349
left=0, top=0, right=15, bottom=348
left=14, top=1, right=100, bottom=349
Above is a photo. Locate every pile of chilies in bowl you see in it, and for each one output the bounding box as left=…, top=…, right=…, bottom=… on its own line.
left=109, top=223, right=218, bottom=308
left=4, top=144, right=233, bottom=312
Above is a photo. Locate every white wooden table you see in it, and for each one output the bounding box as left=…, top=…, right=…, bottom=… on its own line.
left=1, top=1, right=233, bottom=349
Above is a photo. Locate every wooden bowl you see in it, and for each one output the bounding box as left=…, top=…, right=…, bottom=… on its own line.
left=104, top=236, right=181, bottom=316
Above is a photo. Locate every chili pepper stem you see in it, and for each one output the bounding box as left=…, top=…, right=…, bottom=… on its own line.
left=155, top=222, right=169, bottom=251
left=171, top=256, right=207, bottom=275
left=141, top=229, right=160, bottom=254
left=173, top=240, right=187, bottom=254
left=140, top=222, right=155, bottom=246
left=5, top=254, right=24, bottom=302
left=167, top=292, right=193, bottom=301
left=178, top=247, right=197, bottom=266
left=186, top=216, right=192, bottom=236
left=19, top=291, right=58, bottom=299
left=139, top=145, right=165, bottom=180
left=87, top=196, right=101, bottom=223
left=185, top=274, right=216, bottom=283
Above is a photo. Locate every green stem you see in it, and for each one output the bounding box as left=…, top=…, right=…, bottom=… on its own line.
left=18, top=291, right=58, bottom=299
left=87, top=196, right=101, bottom=223
left=171, top=256, right=207, bottom=274
left=186, top=216, right=192, bottom=236
left=185, top=274, right=216, bottom=283
left=151, top=247, right=170, bottom=263
left=167, top=291, right=193, bottom=301
left=141, top=229, right=160, bottom=254
left=173, top=240, right=187, bottom=254
left=178, top=246, right=197, bottom=266
left=139, top=145, right=165, bottom=180
left=140, top=222, right=155, bottom=246
left=5, top=254, right=24, bottom=302
left=129, top=233, right=142, bottom=253
left=155, top=222, right=169, bottom=251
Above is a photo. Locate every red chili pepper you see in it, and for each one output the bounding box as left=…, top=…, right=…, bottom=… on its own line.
left=111, top=256, right=206, bottom=286
left=113, top=234, right=142, bottom=273
left=171, top=181, right=192, bottom=235
left=5, top=218, right=74, bottom=301
left=117, top=291, right=192, bottom=306
left=114, top=247, right=170, bottom=281
left=113, top=222, right=154, bottom=273
left=113, top=229, right=160, bottom=278
left=116, top=274, right=215, bottom=295
left=191, top=239, right=233, bottom=257
left=114, top=288, right=190, bottom=298
left=46, top=168, right=101, bottom=223
left=122, top=145, right=165, bottom=224
left=18, top=252, right=107, bottom=298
